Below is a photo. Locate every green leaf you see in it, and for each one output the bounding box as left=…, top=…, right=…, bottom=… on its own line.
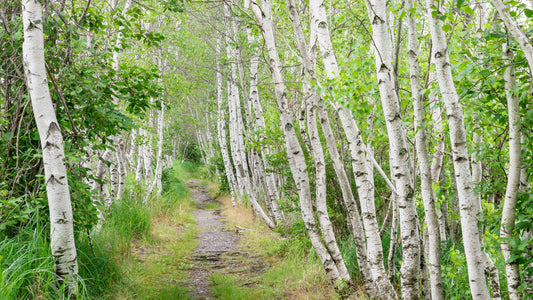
left=442, top=24, right=451, bottom=32
left=462, top=6, right=474, bottom=15
left=525, top=8, right=533, bottom=18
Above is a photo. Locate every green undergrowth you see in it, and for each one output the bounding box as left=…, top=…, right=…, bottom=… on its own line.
left=209, top=194, right=347, bottom=300
left=103, top=161, right=200, bottom=299
left=0, top=160, right=202, bottom=299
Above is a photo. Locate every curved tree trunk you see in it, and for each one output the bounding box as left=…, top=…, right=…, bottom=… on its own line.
left=215, top=33, right=238, bottom=207
left=148, top=103, right=165, bottom=197
left=405, top=0, right=444, bottom=297
left=365, top=0, right=420, bottom=297
left=22, top=0, right=78, bottom=294
left=492, top=0, right=533, bottom=75
left=225, top=5, right=274, bottom=229
left=426, top=0, right=490, bottom=297
left=500, top=42, right=523, bottom=300
left=251, top=0, right=343, bottom=285
left=337, top=106, right=397, bottom=298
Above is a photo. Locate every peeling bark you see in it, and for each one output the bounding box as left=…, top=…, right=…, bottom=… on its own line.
left=22, top=0, right=78, bottom=294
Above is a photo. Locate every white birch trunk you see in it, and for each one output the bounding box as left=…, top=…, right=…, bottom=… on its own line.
left=405, top=0, right=444, bottom=297
left=148, top=104, right=165, bottom=197
left=143, top=129, right=153, bottom=183
left=428, top=72, right=447, bottom=241
left=251, top=0, right=343, bottom=285
left=135, top=129, right=145, bottom=182
left=306, top=90, right=351, bottom=282
left=245, top=0, right=283, bottom=223
left=500, top=43, right=523, bottom=300
left=365, top=0, right=420, bottom=297
left=492, top=0, right=533, bottom=75
left=22, top=0, right=78, bottom=293
left=337, top=106, right=397, bottom=298
left=293, top=0, right=376, bottom=293
left=215, top=33, right=238, bottom=207
left=224, top=4, right=274, bottom=228
left=426, top=1, right=490, bottom=297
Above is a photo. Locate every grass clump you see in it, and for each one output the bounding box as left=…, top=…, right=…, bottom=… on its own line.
left=212, top=193, right=340, bottom=299
left=211, top=273, right=259, bottom=300
left=0, top=160, right=202, bottom=300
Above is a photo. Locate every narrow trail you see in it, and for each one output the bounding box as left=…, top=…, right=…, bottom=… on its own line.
left=186, top=180, right=265, bottom=299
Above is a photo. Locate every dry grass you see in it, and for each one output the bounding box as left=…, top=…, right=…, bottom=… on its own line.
left=214, top=194, right=341, bottom=299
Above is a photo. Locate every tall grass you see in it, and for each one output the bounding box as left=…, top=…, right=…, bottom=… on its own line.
left=0, top=214, right=57, bottom=299
left=1, top=160, right=202, bottom=299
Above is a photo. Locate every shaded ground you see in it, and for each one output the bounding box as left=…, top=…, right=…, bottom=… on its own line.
left=186, top=180, right=266, bottom=299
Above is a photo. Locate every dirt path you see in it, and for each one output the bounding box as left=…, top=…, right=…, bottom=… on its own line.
left=186, top=180, right=264, bottom=299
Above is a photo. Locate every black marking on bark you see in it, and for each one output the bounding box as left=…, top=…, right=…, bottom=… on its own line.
left=372, top=15, right=384, bottom=25
left=285, top=122, right=293, bottom=131
left=46, top=122, right=61, bottom=139
left=44, top=141, right=60, bottom=150
left=454, top=156, right=467, bottom=162
left=46, top=174, right=65, bottom=185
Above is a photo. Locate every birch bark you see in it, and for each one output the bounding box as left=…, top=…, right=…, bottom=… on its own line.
left=215, top=33, right=238, bottom=207
left=426, top=0, right=490, bottom=297
left=111, top=0, right=132, bottom=201
left=405, top=0, right=443, bottom=297
left=500, top=42, right=522, bottom=300
left=292, top=0, right=376, bottom=293
left=245, top=0, right=283, bottom=223
left=148, top=103, right=165, bottom=197
left=492, top=0, right=533, bottom=74
left=337, top=106, right=398, bottom=299
left=225, top=4, right=274, bottom=229
left=365, top=0, right=420, bottom=297
left=22, top=0, right=78, bottom=293
left=251, top=0, right=343, bottom=285
left=428, top=72, right=447, bottom=241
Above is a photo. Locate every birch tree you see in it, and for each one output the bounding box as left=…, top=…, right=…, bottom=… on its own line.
left=500, top=41, right=523, bottom=300
left=225, top=4, right=275, bottom=229
left=22, top=0, right=78, bottom=293
left=492, top=0, right=533, bottom=74
left=216, top=32, right=238, bottom=207
left=365, top=0, right=420, bottom=297
left=426, top=0, right=490, bottom=297
left=251, top=0, right=346, bottom=285
left=245, top=0, right=283, bottom=223
left=405, top=0, right=443, bottom=297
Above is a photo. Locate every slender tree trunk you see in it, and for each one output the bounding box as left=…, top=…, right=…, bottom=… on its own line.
left=225, top=4, right=274, bottom=228
left=111, top=0, right=132, bottom=201
left=365, top=0, right=420, bottom=297
left=215, top=33, right=237, bottom=207
left=290, top=0, right=376, bottom=293
left=426, top=0, right=490, bottom=297
left=289, top=0, right=351, bottom=283
left=251, top=0, right=343, bottom=285
left=500, top=42, right=523, bottom=300
left=148, top=103, right=165, bottom=197
left=405, top=0, right=444, bottom=297
left=492, top=0, right=533, bottom=74
left=22, top=0, right=78, bottom=293
left=306, top=89, right=351, bottom=282
left=245, top=0, right=283, bottom=223
left=337, top=106, right=397, bottom=298
left=428, top=72, right=447, bottom=241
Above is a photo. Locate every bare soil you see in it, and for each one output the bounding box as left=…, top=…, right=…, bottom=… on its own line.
left=186, top=180, right=265, bottom=299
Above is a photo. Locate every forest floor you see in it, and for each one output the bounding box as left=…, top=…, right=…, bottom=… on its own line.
left=113, top=174, right=342, bottom=299
left=186, top=179, right=266, bottom=299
